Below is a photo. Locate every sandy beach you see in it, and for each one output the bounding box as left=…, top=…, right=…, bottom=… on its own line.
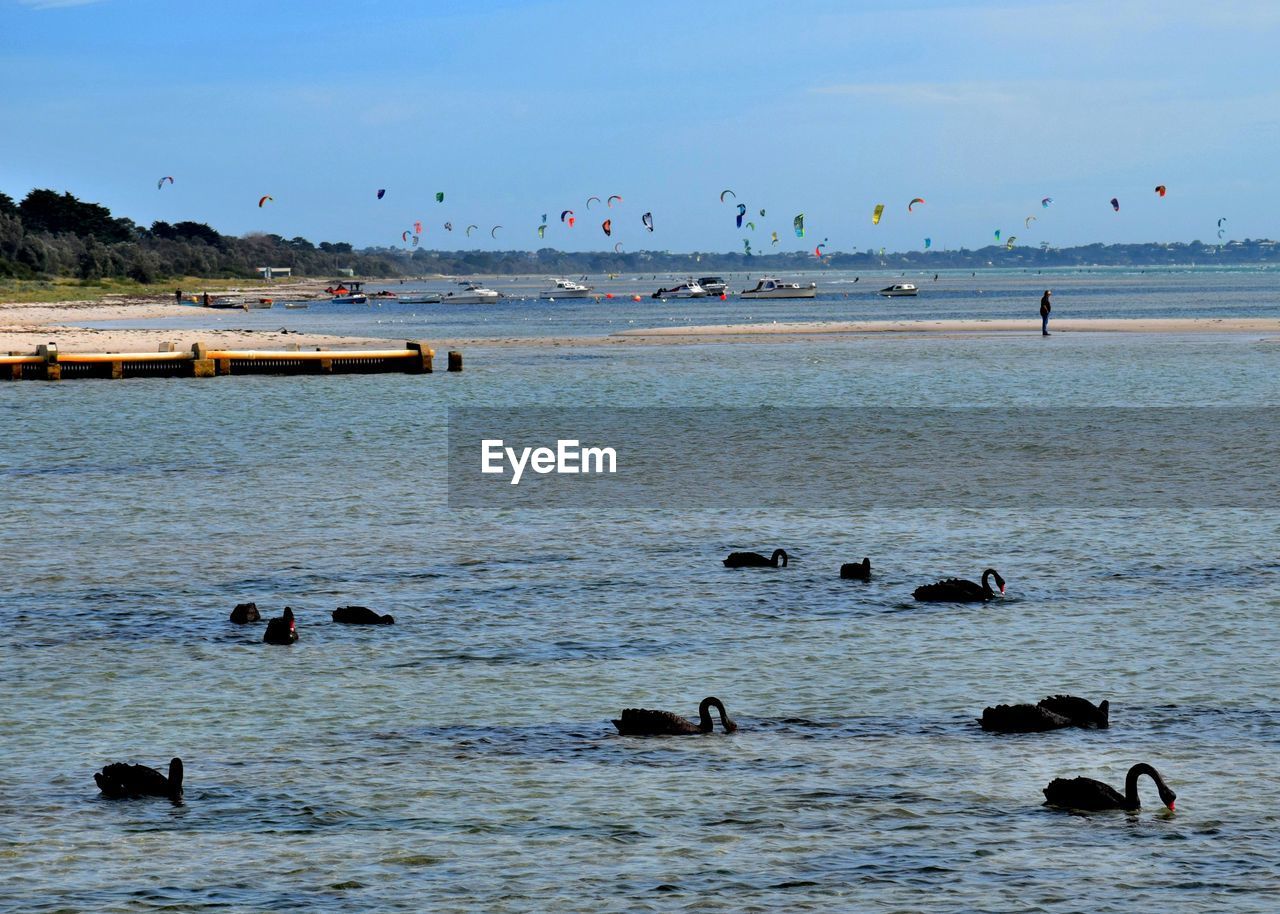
left=4, top=295, right=1279, bottom=354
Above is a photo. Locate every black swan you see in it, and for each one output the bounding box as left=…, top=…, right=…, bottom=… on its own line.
left=1038, top=695, right=1109, bottom=729
left=613, top=697, right=737, bottom=735
left=1043, top=763, right=1176, bottom=811
left=94, top=757, right=183, bottom=801
left=840, top=557, right=871, bottom=580
left=981, top=696, right=1109, bottom=733
left=724, top=549, right=788, bottom=568
left=332, top=605, right=395, bottom=625
left=263, top=607, right=298, bottom=644
left=913, top=568, right=1004, bottom=602
left=229, top=602, right=260, bottom=624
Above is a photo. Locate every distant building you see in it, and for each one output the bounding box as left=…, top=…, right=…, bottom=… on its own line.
left=335, top=267, right=355, bottom=277
left=256, top=266, right=293, bottom=279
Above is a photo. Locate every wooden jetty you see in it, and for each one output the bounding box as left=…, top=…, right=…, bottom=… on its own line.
left=2, top=341, right=463, bottom=381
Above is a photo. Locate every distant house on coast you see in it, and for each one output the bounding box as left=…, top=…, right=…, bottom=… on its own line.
left=256, top=266, right=293, bottom=280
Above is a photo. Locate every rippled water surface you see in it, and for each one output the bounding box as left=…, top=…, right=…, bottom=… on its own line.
left=4, top=275, right=1280, bottom=912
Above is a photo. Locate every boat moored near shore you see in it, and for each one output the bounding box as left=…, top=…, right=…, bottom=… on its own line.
left=739, top=277, right=817, bottom=299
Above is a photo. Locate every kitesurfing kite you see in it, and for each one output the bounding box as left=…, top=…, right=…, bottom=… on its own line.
left=793, top=213, right=805, bottom=237
left=401, top=231, right=411, bottom=242
left=444, top=222, right=453, bottom=232
left=925, top=238, right=932, bottom=249
left=743, top=239, right=752, bottom=255
left=377, top=189, right=386, bottom=200
left=994, top=229, right=1001, bottom=241
left=157, top=176, right=174, bottom=190
left=586, top=196, right=601, bottom=209
left=1155, top=185, right=1167, bottom=197
left=814, top=242, right=826, bottom=259
left=735, top=203, right=746, bottom=228
left=908, top=197, right=925, bottom=212
left=720, top=189, right=736, bottom=203
left=490, top=226, right=501, bottom=239
left=412, top=235, right=419, bottom=247
left=1025, top=215, right=1036, bottom=228
left=771, top=231, right=779, bottom=245
left=642, top=212, right=654, bottom=232
left=601, top=219, right=612, bottom=236
left=258, top=195, right=272, bottom=208
left=1110, top=197, right=1120, bottom=212
left=607, top=195, right=623, bottom=207
left=759, top=208, right=766, bottom=217
left=435, top=192, right=444, bottom=203
left=745, top=221, right=755, bottom=231
left=537, top=225, right=546, bottom=239
left=465, top=224, right=478, bottom=237
left=872, top=204, right=885, bottom=225
left=614, top=241, right=624, bottom=253
left=1041, top=197, right=1053, bottom=208
left=1006, top=236, right=1017, bottom=250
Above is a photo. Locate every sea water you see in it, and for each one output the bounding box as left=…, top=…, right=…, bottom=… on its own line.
left=3, top=274, right=1279, bottom=912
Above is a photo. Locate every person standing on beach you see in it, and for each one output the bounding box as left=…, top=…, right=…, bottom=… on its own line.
left=1040, top=290, right=1052, bottom=336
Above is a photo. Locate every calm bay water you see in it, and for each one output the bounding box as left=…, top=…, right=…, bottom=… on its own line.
left=4, top=272, right=1280, bottom=911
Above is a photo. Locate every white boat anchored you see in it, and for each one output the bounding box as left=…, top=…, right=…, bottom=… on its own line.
left=879, top=282, right=919, bottom=297
left=539, top=278, right=595, bottom=299
left=651, top=280, right=707, bottom=299
left=739, top=277, right=818, bottom=299
left=697, top=276, right=728, bottom=296
left=442, top=281, right=502, bottom=304
left=396, top=292, right=443, bottom=304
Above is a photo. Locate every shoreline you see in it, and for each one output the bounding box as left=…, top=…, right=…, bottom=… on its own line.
left=3, top=294, right=1280, bottom=353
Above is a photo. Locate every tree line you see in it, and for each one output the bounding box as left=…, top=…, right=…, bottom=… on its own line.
left=2, top=188, right=1277, bottom=283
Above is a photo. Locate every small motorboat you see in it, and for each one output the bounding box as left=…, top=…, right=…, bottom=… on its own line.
left=442, top=281, right=502, bottom=304
left=371, top=290, right=399, bottom=299
left=879, top=282, right=919, bottom=297
left=247, top=298, right=274, bottom=309
left=697, top=276, right=728, bottom=296
left=651, top=280, right=707, bottom=299
left=206, top=295, right=247, bottom=309
left=739, top=277, right=817, bottom=299
left=396, top=292, right=443, bottom=304
left=329, top=280, right=369, bottom=304
left=539, top=278, right=595, bottom=299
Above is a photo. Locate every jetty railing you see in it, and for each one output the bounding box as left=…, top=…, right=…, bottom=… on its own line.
left=2, top=341, right=462, bottom=381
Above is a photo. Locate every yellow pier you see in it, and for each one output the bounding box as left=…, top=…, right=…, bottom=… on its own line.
left=1, top=341, right=463, bottom=381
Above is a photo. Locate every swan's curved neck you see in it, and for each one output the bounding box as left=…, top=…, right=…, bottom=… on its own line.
left=698, top=697, right=728, bottom=732
left=772, top=549, right=788, bottom=567
left=1125, top=763, right=1162, bottom=806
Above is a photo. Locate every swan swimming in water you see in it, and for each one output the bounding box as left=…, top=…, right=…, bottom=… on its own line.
left=724, top=549, right=788, bottom=568
left=981, top=695, right=1109, bottom=732
left=840, top=557, right=871, bottom=580
left=1043, top=763, right=1176, bottom=811
left=332, top=605, right=395, bottom=625
left=263, top=607, right=298, bottom=644
left=613, top=697, right=737, bottom=735
left=229, top=602, right=260, bottom=624
left=94, top=757, right=183, bottom=802
left=913, top=568, right=1004, bottom=602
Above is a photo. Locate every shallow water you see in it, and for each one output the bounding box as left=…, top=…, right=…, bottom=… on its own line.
left=4, top=274, right=1280, bottom=911
left=97, top=266, right=1280, bottom=340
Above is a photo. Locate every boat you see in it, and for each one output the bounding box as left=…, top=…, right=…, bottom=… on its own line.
left=442, top=281, right=502, bottom=304
left=651, top=280, right=707, bottom=299
left=739, top=277, right=818, bottom=299
left=396, top=292, right=443, bottom=304
left=206, top=295, right=246, bottom=309
left=697, top=276, right=728, bottom=296
left=879, top=282, right=919, bottom=297
left=247, top=298, right=274, bottom=309
left=371, top=290, right=399, bottom=299
left=539, top=278, right=595, bottom=299
left=329, top=280, right=369, bottom=304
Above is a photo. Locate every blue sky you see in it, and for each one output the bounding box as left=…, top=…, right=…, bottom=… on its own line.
left=3, top=0, right=1277, bottom=252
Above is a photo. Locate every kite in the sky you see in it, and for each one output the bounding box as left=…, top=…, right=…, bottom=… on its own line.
left=872, top=204, right=885, bottom=225
left=720, top=189, right=736, bottom=202
left=607, top=195, right=623, bottom=207
left=377, top=189, right=386, bottom=199
left=642, top=212, right=654, bottom=232
left=1154, top=185, right=1167, bottom=197
left=258, top=195, right=272, bottom=208
left=908, top=197, right=925, bottom=212
left=157, top=176, right=174, bottom=190
left=793, top=213, right=805, bottom=237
